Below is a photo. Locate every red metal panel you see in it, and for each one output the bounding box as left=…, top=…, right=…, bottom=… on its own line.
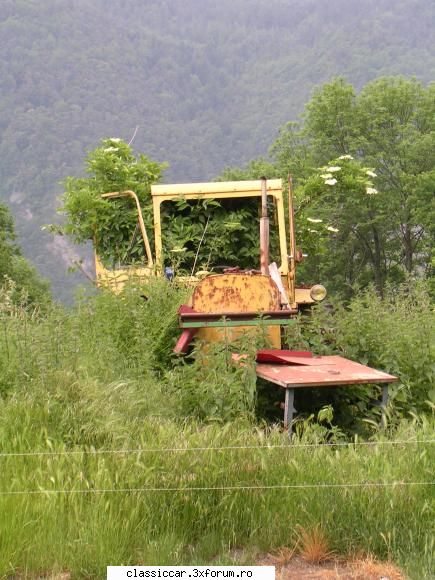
left=256, top=356, right=398, bottom=388
left=257, top=349, right=313, bottom=362
left=257, top=349, right=336, bottom=365
left=173, top=328, right=198, bottom=354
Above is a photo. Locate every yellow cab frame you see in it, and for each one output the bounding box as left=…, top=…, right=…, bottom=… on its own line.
left=94, top=178, right=323, bottom=308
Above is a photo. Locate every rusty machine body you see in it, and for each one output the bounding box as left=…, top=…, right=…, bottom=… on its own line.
left=95, top=178, right=324, bottom=346
left=94, top=178, right=397, bottom=432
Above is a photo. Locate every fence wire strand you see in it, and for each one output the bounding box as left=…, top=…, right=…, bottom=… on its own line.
left=0, top=439, right=433, bottom=458
left=1, top=481, right=433, bottom=496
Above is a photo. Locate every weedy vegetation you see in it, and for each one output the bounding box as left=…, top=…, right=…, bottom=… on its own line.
left=0, top=277, right=433, bottom=578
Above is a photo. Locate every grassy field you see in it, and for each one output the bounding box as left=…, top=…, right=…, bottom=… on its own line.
left=0, top=279, right=433, bottom=578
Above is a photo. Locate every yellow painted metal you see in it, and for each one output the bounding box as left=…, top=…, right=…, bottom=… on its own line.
left=95, top=252, right=153, bottom=294
left=94, top=179, right=316, bottom=321
left=295, top=288, right=317, bottom=305
left=101, top=190, right=154, bottom=267
left=151, top=179, right=290, bottom=285
left=94, top=190, right=155, bottom=293
left=191, top=273, right=282, bottom=348
left=151, top=179, right=283, bottom=196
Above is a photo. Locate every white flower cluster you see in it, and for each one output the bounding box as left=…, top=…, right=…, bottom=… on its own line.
left=319, top=165, right=341, bottom=186
left=318, top=160, right=380, bottom=195
left=306, top=216, right=339, bottom=235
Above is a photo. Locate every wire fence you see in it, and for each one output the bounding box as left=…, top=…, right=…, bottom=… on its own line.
left=1, top=439, right=433, bottom=497
left=0, top=481, right=433, bottom=497
left=0, top=439, right=433, bottom=458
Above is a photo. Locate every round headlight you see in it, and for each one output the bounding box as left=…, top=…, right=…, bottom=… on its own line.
left=310, top=284, right=327, bottom=302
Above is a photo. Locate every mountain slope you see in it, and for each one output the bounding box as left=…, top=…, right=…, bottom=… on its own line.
left=0, top=0, right=434, bottom=299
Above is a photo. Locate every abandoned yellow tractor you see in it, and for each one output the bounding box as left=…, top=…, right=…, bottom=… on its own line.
left=93, top=177, right=396, bottom=432
left=95, top=178, right=325, bottom=346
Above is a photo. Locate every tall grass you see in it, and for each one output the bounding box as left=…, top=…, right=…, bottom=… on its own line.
left=0, top=278, right=433, bottom=577
left=0, top=417, right=433, bottom=577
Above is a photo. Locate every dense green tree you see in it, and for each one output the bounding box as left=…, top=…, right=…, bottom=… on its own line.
left=56, top=139, right=165, bottom=268
left=269, top=77, right=434, bottom=294
left=1, top=0, right=434, bottom=299
left=0, top=203, right=50, bottom=305
left=355, top=78, right=435, bottom=276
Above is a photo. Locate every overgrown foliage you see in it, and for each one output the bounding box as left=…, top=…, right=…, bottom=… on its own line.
left=1, top=275, right=433, bottom=429
left=56, top=138, right=165, bottom=268
left=284, top=282, right=434, bottom=432
left=159, top=196, right=281, bottom=273
left=57, top=139, right=284, bottom=274
left=0, top=277, right=433, bottom=577
left=0, top=203, right=50, bottom=306
left=227, top=77, right=435, bottom=296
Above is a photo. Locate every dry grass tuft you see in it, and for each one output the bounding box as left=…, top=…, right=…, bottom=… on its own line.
left=268, top=544, right=299, bottom=566
left=350, top=554, right=405, bottom=579
left=297, top=525, right=335, bottom=564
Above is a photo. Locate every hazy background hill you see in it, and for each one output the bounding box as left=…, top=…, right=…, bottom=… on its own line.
left=1, top=0, right=434, bottom=300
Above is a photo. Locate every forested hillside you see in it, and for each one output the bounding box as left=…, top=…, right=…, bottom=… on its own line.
left=1, top=0, right=434, bottom=299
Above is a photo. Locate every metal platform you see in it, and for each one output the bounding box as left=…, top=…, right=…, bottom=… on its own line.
left=256, top=355, right=397, bottom=387
left=252, top=351, right=398, bottom=434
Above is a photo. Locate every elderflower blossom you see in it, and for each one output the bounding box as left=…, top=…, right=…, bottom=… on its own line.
left=366, top=170, right=377, bottom=178
left=338, top=154, right=354, bottom=160
left=103, top=147, right=118, bottom=153
left=326, top=166, right=342, bottom=172
left=307, top=217, right=323, bottom=223
left=327, top=226, right=339, bottom=233
left=366, top=187, right=378, bottom=195
left=325, top=178, right=337, bottom=185
left=109, top=138, right=122, bottom=143
left=308, top=228, right=318, bottom=233
left=320, top=173, right=333, bottom=179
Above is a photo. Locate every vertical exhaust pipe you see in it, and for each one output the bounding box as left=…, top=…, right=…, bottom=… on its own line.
left=260, top=176, right=269, bottom=275
left=287, top=174, right=296, bottom=306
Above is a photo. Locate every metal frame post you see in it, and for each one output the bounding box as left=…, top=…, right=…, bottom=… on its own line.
left=284, top=388, right=295, bottom=438
left=381, top=384, right=389, bottom=427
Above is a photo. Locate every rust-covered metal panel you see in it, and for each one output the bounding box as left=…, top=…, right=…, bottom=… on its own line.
left=192, top=273, right=280, bottom=313
left=255, top=356, right=398, bottom=388
left=192, top=273, right=282, bottom=348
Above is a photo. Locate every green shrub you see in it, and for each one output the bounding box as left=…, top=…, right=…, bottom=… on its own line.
left=57, top=139, right=165, bottom=266
left=168, top=340, right=258, bottom=422
left=283, top=282, right=434, bottom=431
left=0, top=278, right=433, bottom=576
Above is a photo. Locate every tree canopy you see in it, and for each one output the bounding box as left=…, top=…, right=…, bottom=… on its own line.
left=58, top=77, right=434, bottom=296
left=251, top=77, right=434, bottom=295
left=0, top=203, right=50, bottom=306
left=1, top=0, right=434, bottom=299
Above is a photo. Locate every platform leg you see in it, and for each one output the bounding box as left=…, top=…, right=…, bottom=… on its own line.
left=284, top=388, right=295, bottom=438
left=381, top=384, right=389, bottom=427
